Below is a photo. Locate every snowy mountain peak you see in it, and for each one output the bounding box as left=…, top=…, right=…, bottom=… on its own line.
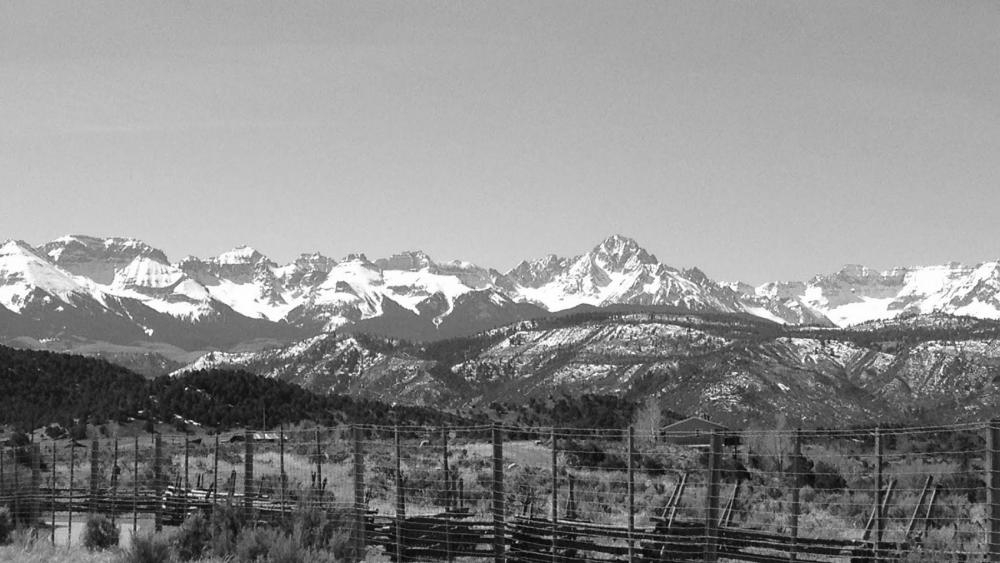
left=40, top=235, right=170, bottom=285
left=1, top=239, right=38, bottom=256
left=8, top=232, right=1000, bottom=348
left=0, top=239, right=101, bottom=313
left=111, top=255, right=184, bottom=290
left=590, top=234, right=658, bottom=270
left=341, top=253, right=372, bottom=264
left=215, top=246, right=270, bottom=266
left=375, top=251, right=435, bottom=272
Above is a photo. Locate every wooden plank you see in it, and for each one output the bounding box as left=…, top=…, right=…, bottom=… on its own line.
left=906, top=475, right=933, bottom=538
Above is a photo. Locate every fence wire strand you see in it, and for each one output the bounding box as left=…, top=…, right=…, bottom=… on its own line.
left=0, top=420, right=996, bottom=561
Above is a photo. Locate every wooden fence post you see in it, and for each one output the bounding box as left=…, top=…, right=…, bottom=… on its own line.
left=704, top=430, right=722, bottom=563
left=69, top=444, right=75, bottom=546
left=988, top=419, right=1000, bottom=561
left=133, top=436, right=139, bottom=536
left=395, top=426, right=404, bottom=563
left=184, top=434, right=190, bottom=491
left=353, top=425, right=367, bottom=563
left=315, top=428, right=323, bottom=499
left=153, top=433, right=162, bottom=532
left=442, top=426, right=453, bottom=562
left=111, top=438, right=118, bottom=524
left=493, top=423, right=505, bottom=563
left=90, top=438, right=99, bottom=515
left=551, top=428, right=558, bottom=563
left=244, top=430, right=254, bottom=512
left=280, top=424, right=287, bottom=515
left=31, top=443, right=41, bottom=528
left=0, top=448, right=4, bottom=519
left=12, top=447, right=19, bottom=523
left=213, top=434, right=220, bottom=503
left=874, top=427, right=884, bottom=562
left=51, top=444, right=56, bottom=545
left=628, top=426, right=636, bottom=563
left=790, top=429, right=802, bottom=562
left=442, top=427, right=451, bottom=510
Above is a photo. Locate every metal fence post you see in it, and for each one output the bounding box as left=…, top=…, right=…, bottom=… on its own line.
left=492, top=423, right=505, bottom=563
left=353, top=425, right=367, bottom=562
left=988, top=419, right=1000, bottom=561
left=704, top=430, right=722, bottom=563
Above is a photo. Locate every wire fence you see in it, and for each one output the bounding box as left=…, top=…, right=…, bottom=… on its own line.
left=1, top=420, right=999, bottom=562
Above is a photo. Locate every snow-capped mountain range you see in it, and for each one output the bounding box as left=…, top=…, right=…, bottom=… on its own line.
left=4, top=233, right=1000, bottom=355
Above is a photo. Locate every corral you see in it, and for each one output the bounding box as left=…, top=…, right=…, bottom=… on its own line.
left=1, top=421, right=997, bottom=562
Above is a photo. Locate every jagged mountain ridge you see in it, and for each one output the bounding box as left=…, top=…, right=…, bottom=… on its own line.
left=5, top=234, right=1000, bottom=359
left=178, top=311, right=1000, bottom=427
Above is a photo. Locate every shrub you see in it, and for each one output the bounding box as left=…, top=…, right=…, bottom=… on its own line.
left=0, top=506, right=11, bottom=545
left=812, top=460, right=847, bottom=490
left=261, top=531, right=300, bottom=563
left=118, top=532, right=173, bottom=563
left=235, top=526, right=279, bottom=562
left=208, top=503, right=248, bottom=556
left=290, top=507, right=334, bottom=551
left=939, top=471, right=985, bottom=503
left=173, top=512, right=211, bottom=561
left=82, top=514, right=119, bottom=550
left=291, top=506, right=355, bottom=561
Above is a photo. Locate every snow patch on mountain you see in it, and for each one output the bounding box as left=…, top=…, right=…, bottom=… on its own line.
left=0, top=240, right=105, bottom=313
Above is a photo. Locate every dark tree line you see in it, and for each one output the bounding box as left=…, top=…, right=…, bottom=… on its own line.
left=0, top=345, right=479, bottom=432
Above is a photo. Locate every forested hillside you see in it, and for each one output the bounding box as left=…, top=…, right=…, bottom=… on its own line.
left=0, top=345, right=478, bottom=432
left=0, top=345, right=648, bottom=433
left=184, top=311, right=1000, bottom=428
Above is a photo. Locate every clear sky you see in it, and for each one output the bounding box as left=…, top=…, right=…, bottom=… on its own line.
left=2, top=1, right=998, bottom=284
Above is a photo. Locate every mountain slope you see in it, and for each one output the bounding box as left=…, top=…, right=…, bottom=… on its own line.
left=5, top=233, right=1000, bottom=363
left=180, top=311, right=1000, bottom=427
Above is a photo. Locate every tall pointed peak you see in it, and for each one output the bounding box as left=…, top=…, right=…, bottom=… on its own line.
left=590, top=234, right=658, bottom=268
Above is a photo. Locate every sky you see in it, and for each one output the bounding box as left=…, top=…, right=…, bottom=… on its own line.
left=2, top=1, right=999, bottom=284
